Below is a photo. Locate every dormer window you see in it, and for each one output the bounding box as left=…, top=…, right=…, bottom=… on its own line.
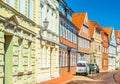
left=95, top=28, right=100, bottom=34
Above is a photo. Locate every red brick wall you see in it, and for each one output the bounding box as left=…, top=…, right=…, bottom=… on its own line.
left=60, top=37, right=77, bottom=49
left=102, top=53, right=108, bottom=70
left=78, top=47, right=90, bottom=53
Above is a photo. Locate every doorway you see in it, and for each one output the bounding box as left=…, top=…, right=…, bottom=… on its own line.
left=4, top=34, right=13, bottom=84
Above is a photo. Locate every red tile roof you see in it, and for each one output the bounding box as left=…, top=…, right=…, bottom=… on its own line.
left=115, top=30, right=120, bottom=37
left=88, top=20, right=95, bottom=38
left=88, top=20, right=103, bottom=38
left=72, top=12, right=87, bottom=29
left=103, top=27, right=112, bottom=40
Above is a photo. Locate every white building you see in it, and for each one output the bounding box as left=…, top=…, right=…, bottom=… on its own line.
left=115, top=30, right=120, bottom=69
left=104, top=27, right=116, bottom=70
left=35, top=0, right=60, bottom=83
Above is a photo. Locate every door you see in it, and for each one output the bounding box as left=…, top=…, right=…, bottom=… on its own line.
left=4, top=34, right=13, bottom=84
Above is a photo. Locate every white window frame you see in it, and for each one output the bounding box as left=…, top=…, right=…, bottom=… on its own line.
left=28, top=0, right=34, bottom=20
left=18, top=0, right=25, bottom=15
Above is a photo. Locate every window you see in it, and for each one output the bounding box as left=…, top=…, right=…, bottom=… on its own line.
left=80, top=38, right=83, bottom=47
left=66, top=52, right=68, bottom=66
left=72, top=33, right=74, bottom=43
left=77, top=63, right=85, bottom=67
left=52, top=12, right=55, bottom=32
left=62, top=51, right=65, bottom=66
left=99, top=46, right=101, bottom=52
left=28, top=0, right=34, bottom=20
left=66, top=10, right=72, bottom=21
left=40, top=3, right=44, bottom=26
left=70, top=53, right=73, bottom=66
left=104, top=60, right=106, bottom=66
left=64, top=28, right=66, bottom=38
left=64, top=52, right=66, bottom=66
left=18, top=0, right=25, bottom=15
left=41, top=46, right=48, bottom=67
left=59, top=2, right=65, bottom=15
left=66, top=29, right=68, bottom=39
left=102, top=47, right=104, bottom=53
left=5, top=0, right=15, bottom=7
left=59, top=50, right=63, bottom=67
left=84, top=40, right=86, bottom=48
left=95, top=28, right=100, bottom=34
left=60, top=24, right=63, bottom=36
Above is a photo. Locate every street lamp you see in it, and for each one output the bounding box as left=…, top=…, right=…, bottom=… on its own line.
left=67, top=47, right=71, bottom=72
left=43, top=18, right=49, bottom=30
left=90, top=50, right=96, bottom=63
left=39, top=18, right=49, bottom=38
left=93, top=50, right=97, bottom=63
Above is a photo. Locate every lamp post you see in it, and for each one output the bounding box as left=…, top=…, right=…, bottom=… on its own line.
left=67, top=47, right=71, bottom=72
left=43, top=18, right=49, bottom=29
left=39, top=18, right=49, bottom=38
left=93, top=50, right=97, bottom=63
left=90, top=50, right=96, bottom=63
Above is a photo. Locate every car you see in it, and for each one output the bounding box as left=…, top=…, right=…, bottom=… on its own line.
left=76, top=61, right=89, bottom=76
left=89, top=63, right=100, bottom=74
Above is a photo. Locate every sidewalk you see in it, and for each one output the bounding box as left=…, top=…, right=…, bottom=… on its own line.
left=39, top=73, right=74, bottom=84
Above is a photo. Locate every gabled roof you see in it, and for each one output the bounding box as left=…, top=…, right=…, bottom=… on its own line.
left=101, top=29, right=109, bottom=47
left=88, top=20, right=95, bottom=38
left=72, top=12, right=87, bottom=30
left=103, top=27, right=112, bottom=40
left=115, top=30, right=120, bottom=37
left=88, top=20, right=102, bottom=38
left=93, top=22, right=103, bottom=31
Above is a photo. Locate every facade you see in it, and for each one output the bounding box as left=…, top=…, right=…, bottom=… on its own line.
left=0, top=1, right=36, bottom=84
left=89, top=20, right=102, bottom=69
left=59, top=0, right=78, bottom=77
left=104, top=27, right=116, bottom=70
left=101, top=30, right=109, bottom=71
left=35, top=0, right=60, bottom=83
left=72, top=12, right=91, bottom=63
left=115, top=30, right=120, bottom=68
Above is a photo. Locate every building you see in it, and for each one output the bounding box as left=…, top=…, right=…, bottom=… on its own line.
left=101, top=30, right=109, bottom=71
left=72, top=12, right=91, bottom=63
left=115, top=30, right=120, bottom=69
left=104, top=27, right=116, bottom=70
left=89, top=20, right=102, bottom=69
left=0, top=0, right=36, bottom=84
left=35, top=0, right=60, bottom=83
left=59, top=0, right=78, bottom=77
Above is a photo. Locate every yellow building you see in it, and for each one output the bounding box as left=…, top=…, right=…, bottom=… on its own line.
left=35, top=0, right=60, bottom=83
left=89, top=20, right=102, bottom=70
left=0, top=0, right=36, bottom=84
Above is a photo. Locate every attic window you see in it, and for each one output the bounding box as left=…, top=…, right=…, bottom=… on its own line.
left=95, top=28, right=100, bottom=34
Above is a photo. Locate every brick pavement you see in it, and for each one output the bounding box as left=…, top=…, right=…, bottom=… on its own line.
left=114, top=71, right=120, bottom=83
left=38, top=70, right=119, bottom=84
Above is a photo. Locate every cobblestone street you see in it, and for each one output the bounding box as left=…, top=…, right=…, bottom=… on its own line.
left=65, top=71, right=120, bottom=84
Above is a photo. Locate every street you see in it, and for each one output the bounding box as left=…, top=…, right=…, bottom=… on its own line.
left=65, top=71, right=119, bottom=84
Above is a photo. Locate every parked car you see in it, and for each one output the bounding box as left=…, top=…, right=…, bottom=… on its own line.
left=76, top=61, right=89, bottom=76
left=89, top=63, right=100, bottom=73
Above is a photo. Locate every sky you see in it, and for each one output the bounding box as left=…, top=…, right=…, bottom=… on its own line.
left=65, top=0, right=120, bottom=30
